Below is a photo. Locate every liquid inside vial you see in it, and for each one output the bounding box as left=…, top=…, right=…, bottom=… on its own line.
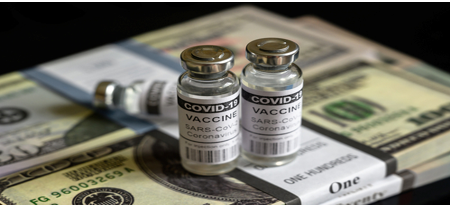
left=240, top=37, right=303, bottom=167
left=178, top=72, right=240, bottom=175
left=177, top=45, right=240, bottom=176
left=241, top=63, right=303, bottom=167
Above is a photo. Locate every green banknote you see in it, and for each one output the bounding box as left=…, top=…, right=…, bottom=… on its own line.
left=0, top=72, right=136, bottom=177
left=0, top=130, right=282, bottom=205
left=302, top=59, right=450, bottom=170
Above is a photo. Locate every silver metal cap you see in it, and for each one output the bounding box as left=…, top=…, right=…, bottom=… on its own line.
left=93, top=81, right=119, bottom=109
left=246, top=38, right=299, bottom=67
left=180, top=45, right=234, bottom=75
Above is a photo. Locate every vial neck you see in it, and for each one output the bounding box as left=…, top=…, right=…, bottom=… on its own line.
left=253, top=63, right=290, bottom=72
left=110, top=86, right=125, bottom=109
left=189, top=71, right=228, bottom=80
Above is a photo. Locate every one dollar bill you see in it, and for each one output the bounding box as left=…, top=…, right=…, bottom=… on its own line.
left=320, top=153, right=450, bottom=205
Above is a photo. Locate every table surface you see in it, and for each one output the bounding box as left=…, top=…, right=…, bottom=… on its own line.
left=0, top=3, right=449, bottom=205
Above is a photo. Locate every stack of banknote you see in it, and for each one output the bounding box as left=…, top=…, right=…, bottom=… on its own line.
left=0, top=5, right=448, bottom=205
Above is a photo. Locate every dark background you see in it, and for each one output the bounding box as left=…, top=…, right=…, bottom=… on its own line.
left=0, top=2, right=449, bottom=204
left=0, top=3, right=449, bottom=73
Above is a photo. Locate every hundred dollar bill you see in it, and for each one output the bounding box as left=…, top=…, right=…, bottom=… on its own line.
left=302, top=58, right=450, bottom=171
left=321, top=153, right=450, bottom=205
left=295, top=16, right=450, bottom=89
left=132, top=6, right=372, bottom=76
left=0, top=121, right=394, bottom=205
left=0, top=72, right=136, bottom=177
left=0, top=130, right=283, bottom=205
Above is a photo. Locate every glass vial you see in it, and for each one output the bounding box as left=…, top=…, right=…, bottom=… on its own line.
left=240, top=38, right=303, bottom=167
left=178, top=45, right=240, bottom=175
left=93, top=80, right=178, bottom=120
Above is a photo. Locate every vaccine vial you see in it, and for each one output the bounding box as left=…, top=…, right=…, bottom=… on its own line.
left=93, top=80, right=178, bottom=120
left=178, top=45, right=240, bottom=175
left=240, top=38, right=303, bottom=166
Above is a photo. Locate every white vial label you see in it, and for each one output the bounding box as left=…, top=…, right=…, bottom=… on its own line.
left=140, top=81, right=178, bottom=119
left=241, top=83, right=303, bottom=157
left=178, top=91, right=240, bottom=164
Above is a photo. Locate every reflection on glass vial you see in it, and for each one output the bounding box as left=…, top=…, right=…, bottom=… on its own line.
left=241, top=38, right=304, bottom=167
left=93, top=80, right=178, bottom=120
left=178, top=45, right=240, bottom=176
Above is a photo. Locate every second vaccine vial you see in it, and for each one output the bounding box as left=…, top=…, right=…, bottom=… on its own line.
left=93, top=80, right=177, bottom=120
left=240, top=38, right=303, bottom=166
left=177, top=45, right=240, bottom=175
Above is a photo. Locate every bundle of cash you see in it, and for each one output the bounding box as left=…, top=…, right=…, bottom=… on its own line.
left=0, top=129, right=447, bottom=204
left=320, top=153, right=450, bottom=205
left=0, top=5, right=448, bottom=205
